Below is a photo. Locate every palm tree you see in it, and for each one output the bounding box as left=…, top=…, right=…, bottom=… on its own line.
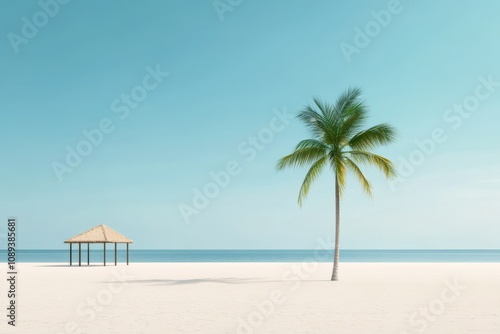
left=276, top=87, right=396, bottom=281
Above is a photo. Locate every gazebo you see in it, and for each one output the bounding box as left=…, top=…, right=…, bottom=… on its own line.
left=64, top=224, right=133, bottom=266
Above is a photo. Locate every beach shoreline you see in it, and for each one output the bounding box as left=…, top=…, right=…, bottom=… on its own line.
left=1, top=262, right=499, bottom=333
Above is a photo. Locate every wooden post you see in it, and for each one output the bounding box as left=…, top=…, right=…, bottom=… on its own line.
left=78, top=243, right=81, bottom=266
left=104, top=243, right=106, bottom=266
left=70, top=243, right=72, bottom=266
left=87, top=243, right=90, bottom=265
left=126, top=243, right=129, bottom=265
left=114, top=243, right=117, bottom=266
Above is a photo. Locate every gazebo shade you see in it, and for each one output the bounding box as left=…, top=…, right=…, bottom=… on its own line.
left=64, top=224, right=133, bottom=244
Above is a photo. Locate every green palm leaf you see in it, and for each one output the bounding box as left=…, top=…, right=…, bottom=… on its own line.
left=345, top=158, right=372, bottom=196
left=298, top=156, right=327, bottom=206
left=348, top=124, right=396, bottom=151
left=276, top=147, right=326, bottom=170
left=348, top=150, right=397, bottom=179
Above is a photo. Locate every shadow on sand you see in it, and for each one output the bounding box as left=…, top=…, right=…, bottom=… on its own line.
left=108, top=277, right=329, bottom=285
left=36, top=264, right=122, bottom=268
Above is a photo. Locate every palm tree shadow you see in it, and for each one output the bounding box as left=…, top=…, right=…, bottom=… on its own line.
left=109, top=278, right=330, bottom=285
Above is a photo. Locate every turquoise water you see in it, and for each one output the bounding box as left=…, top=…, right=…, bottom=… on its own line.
left=0, top=249, right=499, bottom=263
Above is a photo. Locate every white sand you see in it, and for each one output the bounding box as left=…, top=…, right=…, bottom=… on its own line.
left=1, top=262, right=499, bottom=334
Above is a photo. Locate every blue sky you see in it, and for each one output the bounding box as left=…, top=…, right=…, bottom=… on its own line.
left=1, top=0, right=499, bottom=249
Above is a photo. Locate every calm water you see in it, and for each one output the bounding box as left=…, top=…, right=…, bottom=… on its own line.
left=0, top=249, right=499, bottom=263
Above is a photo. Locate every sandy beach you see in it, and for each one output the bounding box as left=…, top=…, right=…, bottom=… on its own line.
left=0, top=262, right=499, bottom=333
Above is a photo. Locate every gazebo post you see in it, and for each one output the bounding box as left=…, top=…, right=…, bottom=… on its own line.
left=70, top=243, right=72, bottom=266
left=127, top=243, right=129, bottom=265
left=78, top=243, right=81, bottom=266
left=87, top=243, right=90, bottom=265
left=114, top=243, right=117, bottom=266
left=104, top=243, right=106, bottom=266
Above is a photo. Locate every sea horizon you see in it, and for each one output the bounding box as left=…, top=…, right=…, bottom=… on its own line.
left=2, top=249, right=499, bottom=263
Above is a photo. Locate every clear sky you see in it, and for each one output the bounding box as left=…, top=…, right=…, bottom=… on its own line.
left=1, top=0, right=499, bottom=249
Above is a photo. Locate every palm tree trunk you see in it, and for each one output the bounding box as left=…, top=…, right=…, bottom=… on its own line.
left=331, top=173, right=340, bottom=281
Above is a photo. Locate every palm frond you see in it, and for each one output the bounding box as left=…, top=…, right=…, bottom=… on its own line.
left=314, top=96, right=345, bottom=145
left=330, top=87, right=365, bottom=146
left=345, top=158, right=372, bottom=196
left=298, top=103, right=338, bottom=145
left=295, top=139, right=329, bottom=151
left=334, top=87, right=362, bottom=116
left=338, top=102, right=368, bottom=144
left=347, top=150, right=397, bottom=179
left=330, top=154, right=347, bottom=198
left=312, top=97, right=335, bottom=119
left=298, top=156, right=328, bottom=206
left=348, top=124, right=396, bottom=151
left=276, top=147, right=327, bottom=171
left=297, top=105, right=328, bottom=140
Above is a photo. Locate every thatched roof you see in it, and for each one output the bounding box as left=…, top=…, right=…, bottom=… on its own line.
left=64, top=224, right=133, bottom=243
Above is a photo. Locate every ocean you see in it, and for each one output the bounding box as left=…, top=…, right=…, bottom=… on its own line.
left=0, top=249, right=499, bottom=263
